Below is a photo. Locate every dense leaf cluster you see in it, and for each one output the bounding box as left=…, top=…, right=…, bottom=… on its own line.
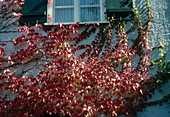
left=1, top=0, right=168, bottom=117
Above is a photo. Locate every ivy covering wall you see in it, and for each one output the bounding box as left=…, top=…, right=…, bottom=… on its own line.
left=0, top=0, right=169, bottom=117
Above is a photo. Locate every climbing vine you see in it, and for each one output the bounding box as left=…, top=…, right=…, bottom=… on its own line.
left=0, top=0, right=169, bottom=117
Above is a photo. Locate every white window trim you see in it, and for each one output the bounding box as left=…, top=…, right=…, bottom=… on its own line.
left=45, top=0, right=108, bottom=25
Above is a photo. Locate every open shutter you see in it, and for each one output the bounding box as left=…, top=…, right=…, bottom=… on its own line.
left=19, top=0, right=47, bottom=25
left=106, top=0, right=135, bottom=21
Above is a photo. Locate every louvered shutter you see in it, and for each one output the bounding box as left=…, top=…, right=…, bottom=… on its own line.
left=19, top=0, right=47, bottom=25
left=106, top=0, right=135, bottom=21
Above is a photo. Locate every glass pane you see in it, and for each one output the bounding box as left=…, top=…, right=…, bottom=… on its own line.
left=80, top=0, right=100, bottom=5
left=55, top=8, right=74, bottom=23
left=55, top=0, right=74, bottom=6
left=81, top=7, right=100, bottom=22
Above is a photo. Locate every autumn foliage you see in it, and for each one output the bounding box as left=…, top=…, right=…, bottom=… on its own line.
left=0, top=0, right=156, bottom=117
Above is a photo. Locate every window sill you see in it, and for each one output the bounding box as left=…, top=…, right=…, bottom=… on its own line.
left=44, top=21, right=109, bottom=26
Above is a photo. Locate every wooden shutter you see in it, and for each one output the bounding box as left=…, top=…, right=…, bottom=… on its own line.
left=106, top=0, right=135, bottom=21
left=19, top=0, right=47, bottom=25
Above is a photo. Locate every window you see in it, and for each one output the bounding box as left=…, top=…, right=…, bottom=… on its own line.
left=47, top=0, right=108, bottom=24
left=19, top=0, right=134, bottom=25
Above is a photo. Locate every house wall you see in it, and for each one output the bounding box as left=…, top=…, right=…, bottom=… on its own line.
left=0, top=0, right=169, bottom=117
left=136, top=0, right=170, bottom=116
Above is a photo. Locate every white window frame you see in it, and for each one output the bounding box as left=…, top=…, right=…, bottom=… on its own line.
left=46, top=0, right=108, bottom=25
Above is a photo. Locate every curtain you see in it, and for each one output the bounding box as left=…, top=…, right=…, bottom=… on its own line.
left=80, top=0, right=99, bottom=5
left=55, top=0, right=74, bottom=6
left=55, top=0, right=101, bottom=23
left=80, top=0, right=100, bottom=22
left=80, top=7, right=100, bottom=22
left=55, top=0, right=74, bottom=23
left=55, top=8, right=74, bottom=22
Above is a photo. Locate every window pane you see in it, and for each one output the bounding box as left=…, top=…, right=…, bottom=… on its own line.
left=80, top=0, right=100, bottom=5
left=81, top=7, right=100, bottom=22
left=55, top=0, right=74, bottom=6
left=55, top=8, right=74, bottom=23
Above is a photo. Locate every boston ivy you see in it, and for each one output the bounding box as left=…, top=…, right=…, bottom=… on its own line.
left=0, top=0, right=169, bottom=117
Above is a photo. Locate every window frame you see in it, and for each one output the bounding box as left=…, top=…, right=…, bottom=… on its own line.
left=45, top=0, right=108, bottom=25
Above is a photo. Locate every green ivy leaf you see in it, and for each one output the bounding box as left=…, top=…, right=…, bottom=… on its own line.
left=151, top=60, right=157, bottom=65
